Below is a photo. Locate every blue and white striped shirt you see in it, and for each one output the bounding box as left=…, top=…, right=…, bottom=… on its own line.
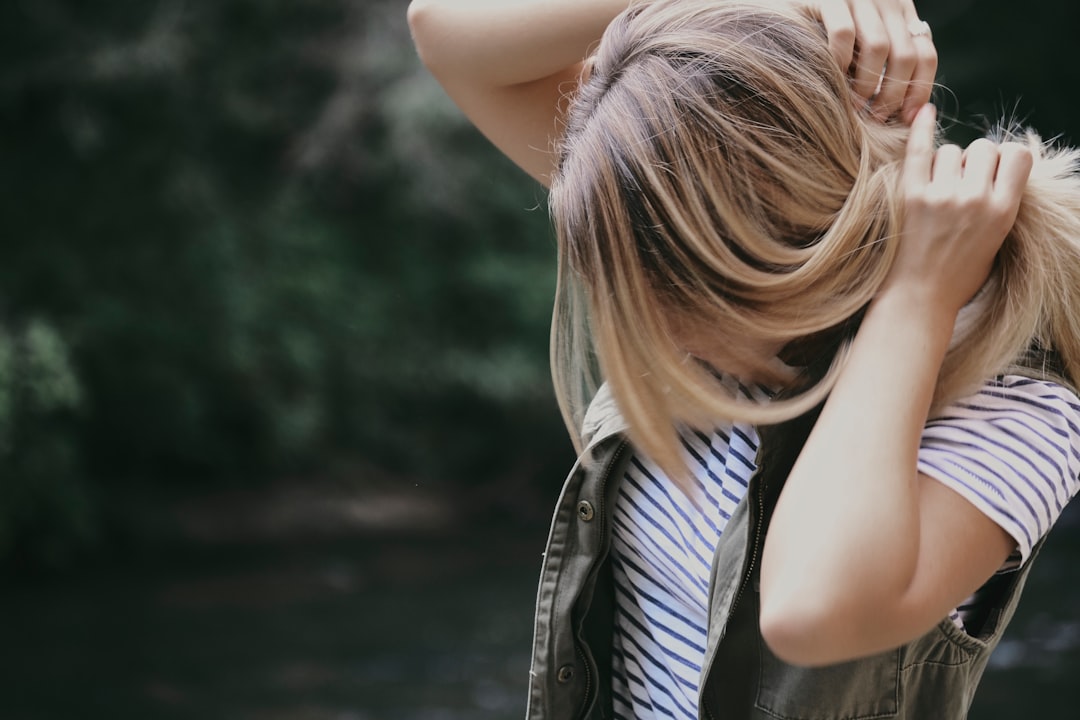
left=610, top=375, right=1080, bottom=720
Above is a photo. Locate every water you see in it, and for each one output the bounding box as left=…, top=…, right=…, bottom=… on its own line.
left=0, top=509, right=1076, bottom=719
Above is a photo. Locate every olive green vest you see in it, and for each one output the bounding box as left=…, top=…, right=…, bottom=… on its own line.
left=526, top=385, right=1041, bottom=719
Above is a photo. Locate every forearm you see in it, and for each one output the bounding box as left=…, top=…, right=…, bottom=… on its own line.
left=408, top=0, right=630, bottom=88
left=760, top=288, right=955, bottom=661
left=758, top=106, right=1033, bottom=666
left=407, top=0, right=631, bottom=182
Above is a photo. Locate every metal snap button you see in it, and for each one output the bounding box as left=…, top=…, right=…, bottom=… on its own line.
left=576, top=500, right=595, bottom=522
left=557, top=664, right=575, bottom=683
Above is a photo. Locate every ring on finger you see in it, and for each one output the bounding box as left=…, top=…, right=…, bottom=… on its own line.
left=908, top=19, right=932, bottom=39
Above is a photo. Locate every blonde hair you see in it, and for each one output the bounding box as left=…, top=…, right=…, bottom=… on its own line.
left=549, top=0, right=1080, bottom=484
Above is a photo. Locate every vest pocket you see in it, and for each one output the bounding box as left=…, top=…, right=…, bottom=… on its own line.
left=755, top=634, right=900, bottom=720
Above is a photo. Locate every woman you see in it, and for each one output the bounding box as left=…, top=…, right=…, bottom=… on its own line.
left=409, top=1, right=1080, bottom=718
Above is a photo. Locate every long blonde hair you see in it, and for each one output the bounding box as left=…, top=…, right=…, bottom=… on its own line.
left=549, top=0, right=1080, bottom=483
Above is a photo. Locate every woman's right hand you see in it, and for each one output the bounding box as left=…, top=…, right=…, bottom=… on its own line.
left=803, top=0, right=937, bottom=122
left=409, top=0, right=939, bottom=185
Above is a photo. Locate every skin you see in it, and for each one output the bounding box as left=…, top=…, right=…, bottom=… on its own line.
left=810, top=0, right=938, bottom=121
left=408, top=0, right=625, bottom=184
left=410, top=0, right=1034, bottom=665
left=408, top=0, right=937, bottom=185
left=760, top=105, right=1033, bottom=665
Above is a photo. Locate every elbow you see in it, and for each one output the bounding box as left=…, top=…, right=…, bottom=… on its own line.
left=406, top=0, right=442, bottom=71
left=405, top=0, right=433, bottom=34
left=759, top=589, right=909, bottom=667
left=759, top=554, right=852, bottom=666
left=758, top=537, right=917, bottom=665
left=759, top=596, right=842, bottom=668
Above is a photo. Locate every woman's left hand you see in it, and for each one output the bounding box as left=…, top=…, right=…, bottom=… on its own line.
left=804, top=0, right=937, bottom=122
left=761, top=104, right=1032, bottom=666
left=882, top=103, right=1034, bottom=318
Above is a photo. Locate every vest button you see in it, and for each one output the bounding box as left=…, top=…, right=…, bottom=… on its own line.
left=557, top=664, right=575, bottom=683
left=576, top=500, right=595, bottom=522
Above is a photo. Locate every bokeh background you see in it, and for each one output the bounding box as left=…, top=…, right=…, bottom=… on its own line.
left=0, top=0, right=1077, bottom=718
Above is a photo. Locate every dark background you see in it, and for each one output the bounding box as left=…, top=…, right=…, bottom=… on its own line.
left=0, top=0, right=1077, bottom=718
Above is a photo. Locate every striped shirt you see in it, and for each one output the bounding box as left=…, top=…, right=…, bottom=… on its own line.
left=610, top=375, right=1080, bottom=720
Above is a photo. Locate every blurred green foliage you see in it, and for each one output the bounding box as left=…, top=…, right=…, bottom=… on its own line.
left=0, top=320, right=89, bottom=567
left=0, top=0, right=562, bottom=567
left=1, top=0, right=1079, bottom=568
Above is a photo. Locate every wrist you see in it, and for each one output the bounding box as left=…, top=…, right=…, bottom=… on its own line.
left=870, top=284, right=959, bottom=338
left=859, top=286, right=957, bottom=369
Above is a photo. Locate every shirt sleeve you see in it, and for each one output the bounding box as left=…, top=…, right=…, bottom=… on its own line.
left=916, top=375, right=1080, bottom=567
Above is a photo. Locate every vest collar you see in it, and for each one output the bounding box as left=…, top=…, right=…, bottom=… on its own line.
left=581, top=383, right=629, bottom=450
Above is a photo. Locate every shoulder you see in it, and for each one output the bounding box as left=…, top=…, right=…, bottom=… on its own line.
left=970, top=374, right=1080, bottom=416
left=927, top=375, right=1080, bottom=450
left=917, top=374, right=1080, bottom=564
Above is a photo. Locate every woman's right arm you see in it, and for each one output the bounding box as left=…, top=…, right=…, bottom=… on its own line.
left=408, top=0, right=937, bottom=186
left=407, top=0, right=631, bottom=185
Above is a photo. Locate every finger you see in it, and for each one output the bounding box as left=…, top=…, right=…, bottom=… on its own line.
left=818, top=0, right=857, bottom=72
left=850, top=3, right=890, bottom=100
left=871, top=17, right=919, bottom=120
left=902, top=103, right=936, bottom=192
left=960, top=138, right=1000, bottom=192
left=992, top=142, right=1034, bottom=209
left=899, top=31, right=938, bottom=124
left=931, top=144, right=963, bottom=184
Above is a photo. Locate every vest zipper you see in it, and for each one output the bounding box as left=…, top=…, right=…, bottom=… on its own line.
left=703, top=454, right=766, bottom=720
left=730, top=473, right=767, bottom=617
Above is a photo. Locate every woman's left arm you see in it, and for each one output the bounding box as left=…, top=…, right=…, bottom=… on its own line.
left=759, top=103, right=1034, bottom=666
